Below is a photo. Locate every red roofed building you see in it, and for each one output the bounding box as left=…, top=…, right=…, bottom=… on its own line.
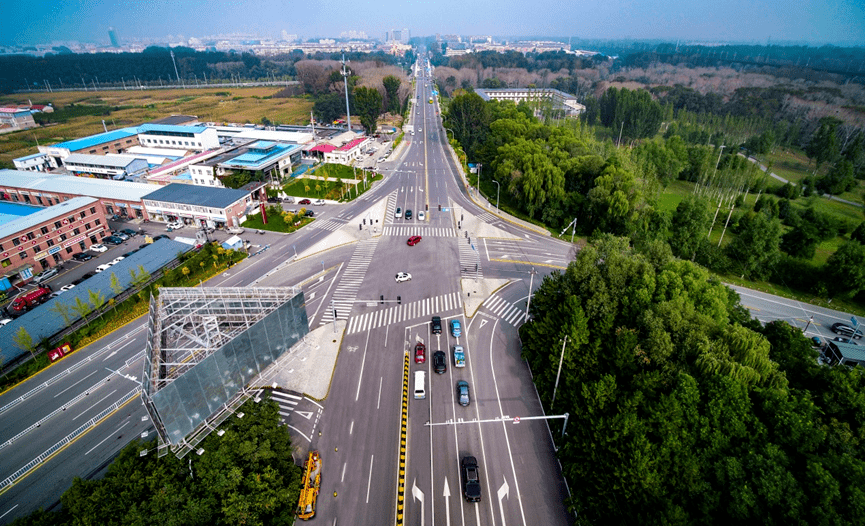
left=322, top=135, right=370, bottom=164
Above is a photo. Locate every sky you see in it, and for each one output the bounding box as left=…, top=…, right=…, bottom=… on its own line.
left=3, top=0, right=864, bottom=46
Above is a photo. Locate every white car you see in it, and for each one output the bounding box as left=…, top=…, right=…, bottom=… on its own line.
left=394, top=207, right=402, bottom=218
left=110, top=256, right=125, bottom=265
left=314, top=199, right=326, bottom=206
left=0, top=318, right=12, bottom=327
left=395, top=272, right=412, bottom=283
left=33, top=268, right=59, bottom=284
left=60, top=284, right=76, bottom=293
left=90, top=244, right=108, bottom=253
left=418, top=211, right=425, bottom=221
left=95, top=264, right=112, bottom=273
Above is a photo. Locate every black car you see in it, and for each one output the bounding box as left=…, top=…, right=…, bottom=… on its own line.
left=405, top=209, right=412, bottom=220
left=104, top=235, right=124, bottom=245
left=832, top=322, right=862, bottom=339
left=71, top=252, right=93, bottom=262
left=461, top=456, right=482, bottom=502
left=433, top=351, right=446, bottom=374
left=304, top=210, right=315, bottom=217
left=81, top=272, right=96, bottom=280
left=152, top=235, right=169, bottom=241
left=431, top=316, right=442, bottom=334
left=121, top=228, right=138, bottom=237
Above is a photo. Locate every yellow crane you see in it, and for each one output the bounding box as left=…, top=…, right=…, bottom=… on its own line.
left=296, top=450, right=322, bottom=520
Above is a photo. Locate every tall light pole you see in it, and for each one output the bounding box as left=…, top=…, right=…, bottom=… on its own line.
left=340, top=54, right=352, bottom=132
left=525, top=267, right=536, bottom=324
left=492, top=180, right=500, bottom=210
left=551, top=335, right=568, bottom=408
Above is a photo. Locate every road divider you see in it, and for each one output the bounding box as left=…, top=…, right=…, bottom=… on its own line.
left=395, top=351, right=409, bottom=526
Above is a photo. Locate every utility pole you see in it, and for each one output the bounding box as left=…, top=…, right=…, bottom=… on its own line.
left=170, top=49, right=184, bottom=89
left=617, top=121, right=624, bottom=148
left=525, top=267, right=536, bottom=324
left=340, top=54, right=352, bottom=132
left=561, top=218, right=578, bottom=243
left=551, top=335, right=568, bottom=408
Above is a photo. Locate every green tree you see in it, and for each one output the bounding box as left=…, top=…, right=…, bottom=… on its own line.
left=382, top=75, right=402, bottom=113
left=109, top=272, right=123, bottom=295
left=725, top=211, right=782, bottom=279
left=669, top=195, right=712, bottom=260
left=805, top=117, right=841, bottom=171
left=823, top=240, right=865, bottom=297
left=71, top=296, right=93, bottom=324
left=12, top=326, right=36, bottom=359
left=48, top=300, right=74, bottom=327
left=353, top=86, right=383, bottom=134
left=444, top=92, right=492, bottom=160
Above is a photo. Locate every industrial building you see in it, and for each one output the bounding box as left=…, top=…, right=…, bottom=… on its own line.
left=141, top=183, right=260, bottom=228
left=137, top=124, right=220, bottom=151
left=38, top=128, right=140, bottom=166
left=475, top=88, right=586, bottom=116
left=62, top=153, right=150, bottom=180
left=189, top=140, right=302, bottom=187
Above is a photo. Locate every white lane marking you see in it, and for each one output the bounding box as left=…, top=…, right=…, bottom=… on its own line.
left=74, top=389, right=117, bottom=421
left=54, top=370, right=98, bottom=398
left=355, top=329, right=372, bottom=402
left=365, top=455, right=375, bottom=503
left=85, top=420, right=130, bottom=455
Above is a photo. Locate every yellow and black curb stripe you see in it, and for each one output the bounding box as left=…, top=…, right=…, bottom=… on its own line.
left=395, top=351, right=409, bottom=525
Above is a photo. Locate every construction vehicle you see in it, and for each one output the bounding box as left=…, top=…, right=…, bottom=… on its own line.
left=296, top=450, right=322, bottom=520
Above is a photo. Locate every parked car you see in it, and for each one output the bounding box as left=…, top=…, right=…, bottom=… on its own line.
left=80, top=272, right=96, bottom=280
left=282, top=197, right=295, bottom=204
left=89, top=244, right=108, bottom=253
left=104, top=235, right=124, bottom=245
left=395, top=272, right=412, bottom=283
left=450, top=319, right=462, bottom=338
left=95, top=264, right=112, bottom=273
left=227, top=226, right=245, bottom=235
left=407, top=235, right=422, bottom=246
left=32, top=268, right=59, bottom=284
left=299, top=199, right=312, bottom=205
left=433, top=351, right=447, bottom=374
left=304, top=210, right=315, bottom=217
left=114, top=232, right=129, bottom=241
left=121, top=229, right=138, bottom=237
left=456, top=380, right=470, bottom=407
left=110, top=256, right=125, bottom=265
left=166, top=221, right=184, bottom=230
left=0, top=318, right=12, bottom=326
left=314, top=199, right=326, bottom=206
left=72, top=252, right=93, bottom=262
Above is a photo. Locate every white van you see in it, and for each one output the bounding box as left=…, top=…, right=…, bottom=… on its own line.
left=414, top=371, right=426, bottom=399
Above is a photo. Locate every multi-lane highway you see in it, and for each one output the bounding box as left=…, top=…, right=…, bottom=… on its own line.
left=0, top=54, right=858, bottom=525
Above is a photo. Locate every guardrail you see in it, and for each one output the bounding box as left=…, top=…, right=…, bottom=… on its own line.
left=0, top=388, right=140, bottom=495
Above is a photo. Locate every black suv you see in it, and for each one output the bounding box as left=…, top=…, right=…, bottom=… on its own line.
left=431, top=316, right=442, bottom=334
left=71, top=252, right=93, bottom=262
left=433, top=351, right=446, bottom=374
left=832, top=322, right=862, bottom=340
left=461, top=456, right=481, bottom=502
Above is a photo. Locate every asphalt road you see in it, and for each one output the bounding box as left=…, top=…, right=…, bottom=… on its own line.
left=1, top=55, right=859, bottom=525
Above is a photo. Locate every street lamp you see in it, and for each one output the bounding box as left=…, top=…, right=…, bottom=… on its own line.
left=492, top=180, right=500, bottom=210
left=444, top=127, right=454, bottom=143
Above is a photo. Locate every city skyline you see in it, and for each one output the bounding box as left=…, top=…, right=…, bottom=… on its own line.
left=2, top=0, right=864, bottom=47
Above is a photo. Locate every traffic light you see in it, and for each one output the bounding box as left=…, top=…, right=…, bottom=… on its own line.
left=380, top=295, right=384, bottom=305
left=397, top=296, right=401, bottom=305
left=363, top=218, right=366, bottom=225
left=438, top=204, right=441, bottom=211
left=359, top=224, right=362, bottom=230
left=425, top=204, right=428, bottom=211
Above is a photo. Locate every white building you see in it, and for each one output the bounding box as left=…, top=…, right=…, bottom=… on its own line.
left=13, top=152, right=56, bottom=172
left=136, top=124, right=220, bottom=151
left=62, top=153, right=150, bottom=180
left=474, top=88, right=586, bottom=116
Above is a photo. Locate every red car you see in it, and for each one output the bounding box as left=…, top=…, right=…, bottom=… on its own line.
left=415, top=343, right=426, bottom=364
left=407, top=235, right=422, bottom=246
left=299, top=199, right=312, bottom=205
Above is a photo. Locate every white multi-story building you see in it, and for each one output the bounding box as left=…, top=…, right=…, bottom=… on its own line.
left=136, top=124, right=220, bottom=151
left=475, top=88, right=586, bottom=117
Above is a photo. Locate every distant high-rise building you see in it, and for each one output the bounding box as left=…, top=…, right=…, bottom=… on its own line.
left=386, top=29, right=410, bottom=44
left=281, top=30, right=297, bottom=42
left=108, top=27, right=119, bottom=47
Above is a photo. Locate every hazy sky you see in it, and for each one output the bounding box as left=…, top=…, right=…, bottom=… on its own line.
left=4, top=0, right=864, bottom=46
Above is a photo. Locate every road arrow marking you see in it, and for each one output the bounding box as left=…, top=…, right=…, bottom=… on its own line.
left=497, top=478, right=510, bottom=526
left=443, top=477, right=451, bottom=526
left=412, top=479, right=425, bottom=526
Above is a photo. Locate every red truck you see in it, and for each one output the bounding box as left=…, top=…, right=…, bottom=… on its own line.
left=8, top=286, right=51, bottom=314
left=48, top=343, right=73, bottom=362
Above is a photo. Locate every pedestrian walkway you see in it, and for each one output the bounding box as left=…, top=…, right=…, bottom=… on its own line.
left=320, top=239, right=379, bottom=325
left=346, top=292, right=463, bottom=334
left=482, top=294, right=526, bottom=326
left=308, top=217, right=349, bottom=231
left=458, top=237, right=483, bottom=279
left=382, top=226, right=456, bottom=238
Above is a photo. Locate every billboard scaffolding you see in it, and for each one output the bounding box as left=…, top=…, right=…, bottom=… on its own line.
left=141, top=287, right=309, bottom=457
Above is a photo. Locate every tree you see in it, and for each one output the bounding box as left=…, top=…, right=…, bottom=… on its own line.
left=669, top=195, right=712, bottom=260
left=382, top=75, right=402, bottom=114
left=725, top=211, right=782, bottom=279
left=823, top=240, right=865, bottom=297
left=313, top=92, right=345, bottom=123
left=71, top=296, right=93, bottom=324
left=353, top=86, right=383, bottom=134
left=816, top=159, right=856, bottom=195
left=48, top=300, right=74, bottom=327
left=12, top=326, right=36, bottom=359
left=109, top=272, right=123, bottom=295
left=805, top=117, right=841, bottom=171
left=444, top=92, right=492, bottom=160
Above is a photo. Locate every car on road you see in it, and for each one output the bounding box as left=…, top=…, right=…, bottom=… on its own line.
left=33, top=268, right=59, bottom=284
left=89, top=244, right=108, bottom=253
left=433, top=351, right=446, bottom=374
left=450, top=319, right=462, bottom=338
left=405, top=209, right=412, bottom=220
left=121, top=229, right=138, bottom=237
left=415, top=343, right=426, bottom=364
left=407, top=235, right=422, bottom=246
left=461, top=456, right=481, bottom=502
left=832, top=322, right=862, bottom=339
left=314, top=199, right=325, bottom=206
left=395, top=272, right=412, bottom=283
left=457, top=380, right=470, bottom=406
left=95, top=264, right=112, bottom=273
left=418, top=211, right=425, bottom=221
left=453, top=345, right=465, bottom=367
left=299, top=199, right=312, bottom=205
left=394, top=207, right=402, bottom=218
left=104, top=235, right=124, bottom=245
left=72, top=252, right=93, bottom=262
left=431, top=316, right=442, bottom=334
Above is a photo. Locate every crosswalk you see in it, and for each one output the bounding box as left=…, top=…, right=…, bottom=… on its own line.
left=382, top=226, right=456, bottom=238
left=482, top=294, right=526, bottom=326
left=475, top=211, right=498, bottom=223
left=458, top=237, right=483, bottom=278
left=309, top=217, right=348, bottom=231
left=320, top=239, right=379, bottom=325
left=346, top=292, right=462, bottom=334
